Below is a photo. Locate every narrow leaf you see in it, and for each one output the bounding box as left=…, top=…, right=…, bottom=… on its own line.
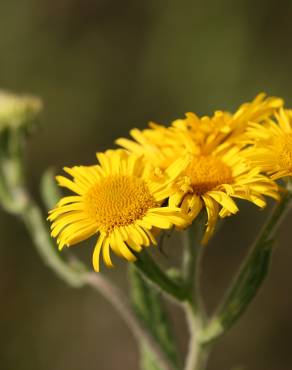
left=40, top=168, right=62, bottom=210
left=202, top=238, right=273, bottom=344
left=129, top=264, right=181, bottom=369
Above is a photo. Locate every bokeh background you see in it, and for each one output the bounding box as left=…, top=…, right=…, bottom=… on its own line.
left=1, top=1, right=292, bottom=369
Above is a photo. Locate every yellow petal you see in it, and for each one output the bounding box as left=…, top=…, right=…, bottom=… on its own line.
left=92, top=234, right=106, bottom=272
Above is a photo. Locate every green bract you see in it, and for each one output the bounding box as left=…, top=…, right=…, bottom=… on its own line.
left=0, top=90, right=42, bottom=133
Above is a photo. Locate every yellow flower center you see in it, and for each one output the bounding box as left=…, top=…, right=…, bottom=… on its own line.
left=84, top=175, right=156, bottom=233
left=276, top=133, right=292, bottom=171
left=185, top=156, right=233, bottom=194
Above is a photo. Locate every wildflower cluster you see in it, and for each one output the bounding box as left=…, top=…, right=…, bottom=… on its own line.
left=49, top=93, right=291, bottom=271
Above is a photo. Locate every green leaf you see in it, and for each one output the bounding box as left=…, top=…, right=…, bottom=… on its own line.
left=134, top=251, right=185, bottom=301
left=40, top=168, right=62, bottom=210
left=219, top=239, right=273, bottom=328
left=128, top=264, right=181, bottom=370
left=202, top=238, right=273, bottom=344
left=140, top=344, right=164, bottom=370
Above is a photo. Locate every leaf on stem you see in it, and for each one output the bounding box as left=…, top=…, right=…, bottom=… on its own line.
left=129, top=264, right=181, bottom=369
left=201, top=238, right=273, bottom=344
left=41, top=168, right=62, bottom=210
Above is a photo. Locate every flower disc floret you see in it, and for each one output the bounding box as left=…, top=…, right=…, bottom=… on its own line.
left=185, top=156, right=233, bottom=195
left=84, top=175, right=157, bottom=233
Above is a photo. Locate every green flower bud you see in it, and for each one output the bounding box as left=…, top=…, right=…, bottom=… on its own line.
left=0, top=90, right=42, bottom=133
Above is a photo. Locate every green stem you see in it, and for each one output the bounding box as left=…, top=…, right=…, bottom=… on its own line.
left=17, top=195, right=175, bottom=370
left=202, top=188, right=292, bottom=344
left=0, top=155, right=175, bottom=370
left=181, top=214, right=209, bottom=370
left=181, top=230, right=199, bottom=300
left=184, top=304, right=209, bottom=370
left=182, top=213, right=206, bottom=311
left=85, top=273, right=175, bottom=370
left=22, top=195, right=86, bottom=287
left=254, top=188, right=292, bottom=243
left=135, top=251, right=187, bottom=302
left=2, top=157, right=86, bottom=286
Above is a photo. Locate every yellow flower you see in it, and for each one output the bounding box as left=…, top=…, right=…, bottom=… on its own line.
left=220, top=92, right=283, bottom=135
left=116, top=93, right=283, bottom=163
left=170, top=93, right=283, bottom=154
left=116, top=123, right=186, bottom=171
left=245, top=108, right=292, bottom=179
left=48, top=150, right=189, bottom=271
left=117, top=95, right=281, bottom=244
left=169, top=146, right=278, bottom=244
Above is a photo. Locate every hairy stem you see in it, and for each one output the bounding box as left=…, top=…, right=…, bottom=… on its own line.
left=24, top=197, right=175, bottom=370
left=2, top=174, right=175, bottom=370
left=202, top=188, right=292, bottom=344
left=22, top=195, right=86, bottom=287
left=184, top=304, right=208, bottom=370
left=181, top=217, right=208, bottom=370
left=85, top=273, right=175, bottom=370
left=135, top=251, right=186, bottom=302
left=181, top=215, right=206, bottom=312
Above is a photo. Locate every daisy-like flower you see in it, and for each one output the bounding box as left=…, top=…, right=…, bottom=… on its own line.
left=116, top=95, right=281, bottom=244
left=116, top=123, right=187, bottom=171
left=116, top=93, right=283, bottom=163
left=220, top=92, right=283, bottom=136
left=244, top=108, right=292, bottom=180
left=169, top=146, right=279, bottom=244
left=48, top=150, right=189, bottom=271
left=171, top=93, right=283, bottom=152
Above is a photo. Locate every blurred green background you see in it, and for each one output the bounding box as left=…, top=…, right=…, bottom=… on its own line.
left=1, top=1, right=292, bottom=369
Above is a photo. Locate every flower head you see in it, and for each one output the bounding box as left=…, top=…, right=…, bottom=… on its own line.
left=170, top=146, right=278, bottom=244
left=0, top=90, right=42, bottom=133
left=244, top=108, right=292, bottom=180
left=116, top=93, right=283, bottom=163
left=116, top=94, right=281, bottom=243
left=48, top=150, right=189, bottom=271
left=116, top=123, right=186, bottom=171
